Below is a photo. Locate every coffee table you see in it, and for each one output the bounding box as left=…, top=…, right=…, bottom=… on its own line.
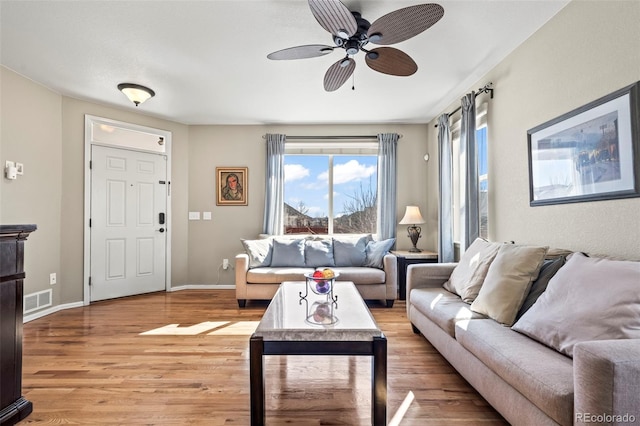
left=249, top=280, right=387, bottom=425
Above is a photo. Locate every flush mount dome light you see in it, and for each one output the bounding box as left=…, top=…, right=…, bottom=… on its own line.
left=117, top=83, right=155, bottom=106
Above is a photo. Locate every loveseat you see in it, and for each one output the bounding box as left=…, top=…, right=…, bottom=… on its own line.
left=236, top=234, right=397, bottom=308
left=407, top=239, right=640, bottom=426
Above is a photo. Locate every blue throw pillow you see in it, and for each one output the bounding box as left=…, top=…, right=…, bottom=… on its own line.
left=305, top=239, right=335, bottom=267
left=333, top=236, right=368, bottom=267
left=270, top=239, right=305, bottom=267
left=364, top=238, right=396, bottom=268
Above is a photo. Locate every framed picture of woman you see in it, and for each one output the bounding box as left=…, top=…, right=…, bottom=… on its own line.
left=216, top=167, right=248, bottom=206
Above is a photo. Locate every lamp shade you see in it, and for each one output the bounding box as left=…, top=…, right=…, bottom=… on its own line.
left=118, top=83, right=155, bottom=106
left=399, top=206, right=425, bottom=225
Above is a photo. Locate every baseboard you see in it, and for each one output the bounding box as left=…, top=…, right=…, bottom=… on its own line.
left=24, top=301, right=84, bottom=323
left=23, top=286, right=235, bottom=323
left=170, top=284, right=236, bottom=291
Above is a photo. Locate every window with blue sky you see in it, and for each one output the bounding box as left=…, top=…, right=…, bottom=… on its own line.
left=284, top=155, right=378, bottom=234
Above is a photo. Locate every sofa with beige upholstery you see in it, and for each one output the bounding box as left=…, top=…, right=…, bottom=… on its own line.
left=236, top=234, right=397, bottom=308
left=407, top=239, right=640, bottom=426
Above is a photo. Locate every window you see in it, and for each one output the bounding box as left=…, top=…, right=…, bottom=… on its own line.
left=477, top=125, right=489, bottom=239
left=283, top=145, right=378, bottom=235
left=451, top=103, right=489, bottom=242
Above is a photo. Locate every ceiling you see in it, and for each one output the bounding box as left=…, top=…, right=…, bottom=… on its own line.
left=0, top=0, right=569, bottom=125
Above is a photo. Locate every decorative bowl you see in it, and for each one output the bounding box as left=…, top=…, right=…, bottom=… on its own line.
left=304, top=271, right=340, bottom=295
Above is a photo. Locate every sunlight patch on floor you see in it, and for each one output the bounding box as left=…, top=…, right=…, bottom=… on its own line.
left=139, top=321, right=259, bottom=336
left=207, top=321, right=259, bottom=335
left=389, top=390, right=415, bottom=426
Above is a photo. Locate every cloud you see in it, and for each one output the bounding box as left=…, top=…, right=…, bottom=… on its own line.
left=318, top=160, right=376, bottom=185
left=284, top=164, right=310, bottom=182
left=306, top=206, right=325, bottom=216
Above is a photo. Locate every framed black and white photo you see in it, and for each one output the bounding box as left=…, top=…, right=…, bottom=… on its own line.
left=527, top=81, right=640, bottom=206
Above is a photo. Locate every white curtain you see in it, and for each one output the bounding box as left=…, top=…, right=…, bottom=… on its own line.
left=262, top=133, right=286, bottom=235
left=377, top=133, right=398, bottom=240
left=437, top=114, right=455, bottom=262
left=460, top=92, right=479, bottom=250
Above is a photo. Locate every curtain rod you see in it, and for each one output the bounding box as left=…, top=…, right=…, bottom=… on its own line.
left=262, top=134, right=402, bottom=140
left=435, top=83, right=494, bottom=127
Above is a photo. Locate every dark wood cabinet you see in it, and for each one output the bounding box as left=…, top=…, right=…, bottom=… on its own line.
left=0, top=224, right=36, bottom=426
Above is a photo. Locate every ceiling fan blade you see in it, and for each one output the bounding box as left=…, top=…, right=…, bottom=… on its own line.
left=365, top=47, right=417, bottom=76
left=267, top=44, right=335, bottom=60
left=324, top=57, right=355, bottom=92
left=308, top=0, right=357, bottom=38
left=368, top=3, right=444, bottom=45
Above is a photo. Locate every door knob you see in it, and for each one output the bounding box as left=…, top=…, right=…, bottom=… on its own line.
left=158, top=228, right=165, bottom=233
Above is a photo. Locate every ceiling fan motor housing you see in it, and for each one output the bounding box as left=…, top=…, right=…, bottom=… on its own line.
left=339, top=12, right=373, bottom=57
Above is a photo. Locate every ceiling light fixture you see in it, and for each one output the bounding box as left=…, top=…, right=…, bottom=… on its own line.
left=117, top=83, right=155, bottom=107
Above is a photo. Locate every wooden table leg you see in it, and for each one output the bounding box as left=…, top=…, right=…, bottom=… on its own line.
left=250, top=335, right=264, bottom=426
left=372, top=336, right=387, bottom=425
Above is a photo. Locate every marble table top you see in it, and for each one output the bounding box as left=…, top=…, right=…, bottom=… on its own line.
left=253, top=281, right=383, bottom=342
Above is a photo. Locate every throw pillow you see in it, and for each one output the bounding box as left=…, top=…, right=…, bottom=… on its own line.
left=364, top=238, right=396, bottom=269
left=443, top=238, right=501, bottom=303
left=514, top=256, right=566, bottom=321
left=305, top=239, right=335, bottom=267
left=333, top=236, right=368, bottom=267
left=270, top=239, right=305, bottom=267
left=470, top=244, right=548, bottom=326
left=241, top=239, right=273, bottom=268
left=512, top=252, right=640, bottom=357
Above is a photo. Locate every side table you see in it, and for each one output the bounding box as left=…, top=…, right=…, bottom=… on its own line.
left=391, top=250, right=438, bottom=300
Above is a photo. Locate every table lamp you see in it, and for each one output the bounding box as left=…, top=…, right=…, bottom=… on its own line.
left=399, top=206, right=425, bottom=252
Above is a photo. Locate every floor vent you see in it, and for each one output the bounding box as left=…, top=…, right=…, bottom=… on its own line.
left=24, top=289, right=53, bottom=314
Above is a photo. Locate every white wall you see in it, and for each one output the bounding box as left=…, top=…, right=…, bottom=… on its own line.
left=186, top=124, right=430, bottom=285
left=60, top=97, right=191, bottom=302
left=1, top=67, right=63, bottom=305
left=1, top=66, right=191, bottom=305
left=427, top=0, right=640, bottom=259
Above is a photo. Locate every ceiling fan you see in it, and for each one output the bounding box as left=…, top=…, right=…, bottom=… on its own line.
left=267, top=0, right=444, bottom=92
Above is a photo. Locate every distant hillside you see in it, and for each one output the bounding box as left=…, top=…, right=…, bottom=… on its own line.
left=284, top=203, right=375, bottom=234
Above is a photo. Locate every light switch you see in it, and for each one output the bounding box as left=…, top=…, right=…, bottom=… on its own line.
left=203, top=212, right=212, bottom=220
left=188, top=211, right=200, bottom=220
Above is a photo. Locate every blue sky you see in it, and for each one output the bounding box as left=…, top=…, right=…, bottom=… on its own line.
left=284, top=155, right=378, bottom=218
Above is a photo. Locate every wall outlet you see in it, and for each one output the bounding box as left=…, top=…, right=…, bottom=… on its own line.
left=49, top=273, right=57, bottom=285
left=223, top=259, right=229, bottom=270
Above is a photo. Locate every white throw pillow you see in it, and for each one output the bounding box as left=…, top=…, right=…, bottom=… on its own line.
left=241, top=239, right=273, bottom=268
left=470, top=244, right=548, bottom=326
left=443, top=238, right=501, bottom=303
left=512, top=252, right=640, bottom=357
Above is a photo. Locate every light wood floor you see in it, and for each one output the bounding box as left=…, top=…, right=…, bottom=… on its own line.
left=19, top=290, right=507, bottom=425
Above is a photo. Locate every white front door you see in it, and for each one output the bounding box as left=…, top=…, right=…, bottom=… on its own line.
left=90, top=145, right=167, bottom=302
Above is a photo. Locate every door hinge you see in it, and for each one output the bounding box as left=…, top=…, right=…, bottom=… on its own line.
left=89, top=160, right=92, bottom=169
left=89, top=218, right=92, bottom=227
left=88, top=276, right=92, bottom=286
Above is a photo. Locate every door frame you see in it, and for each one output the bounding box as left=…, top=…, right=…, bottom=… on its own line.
left=83, top=115, right=172, bottom=306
